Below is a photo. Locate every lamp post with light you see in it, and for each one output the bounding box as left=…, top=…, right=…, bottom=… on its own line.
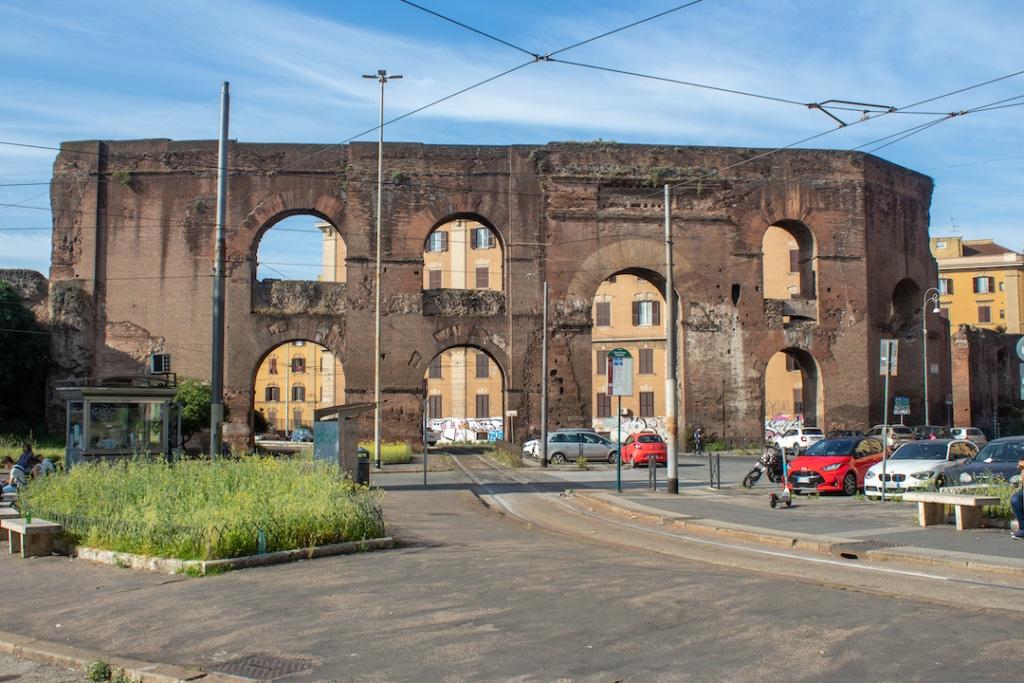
left=363, top=69, right=401, bottom=469
left=922, top=287, right=941, bottom=425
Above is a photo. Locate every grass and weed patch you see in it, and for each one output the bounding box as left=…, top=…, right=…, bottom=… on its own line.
left=20, top=456, right=385, bottom=561
left=359, top=441, right=413, bottom=464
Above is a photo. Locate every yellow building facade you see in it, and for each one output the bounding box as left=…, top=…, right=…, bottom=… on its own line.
left=423, top=219, right=503, bottom=290
left=761, top=226, right=805, bottom=417
left=930, top=237, right=1024, bottom=333
left=591, top=275, right=667, bottom=428
left=253, top=341, right=345, bottom=434
left=424, top=348, right=503, bottom=420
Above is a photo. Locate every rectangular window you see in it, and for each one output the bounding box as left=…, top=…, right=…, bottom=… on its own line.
left=1000, top=309, right=1005, bottom=320
left=639, top=391, right=655, bottom=417
left=638, top=348, right=654, bottom=374
left=789, top=249, right=800, bottom=274
left=633, top=300, right=660, bottom=326
left=428, top=269, right=442, bottom=289
left=291, top=357, right=305, bottom=373
left=426, top=231, right=448, bottom=252
left=978, top=305, right=991, bottom=323
left=429, top=355, right=442, bottom=379
left=596, top=349, right=608, bottom=376
left=999, top=281, right=1006, bottom=292
left=265, top=386, right=280, bottom=402
left=973, top=276, right=994, bottom=294
left=475, top=394, right=490, bottom=418
left=475, top=266, right=489, bottom=289
left=938, top=278, right=953, bottom=295
left=291, top=385, right=305, bottom=402
left=793, top=388, right=804, bottom=415
left=596, top=393, right=612, bottom=418
left=595, top=301, right=611, bottom=327
left=428, top=395, right=442, bottom=419
left=476, top=352, right=489, bottom=378
left=471, top=227, right=493, bottom=249
left=292, top=409, right=303, bottom=428
left=785, top=355, right=798, bottom=372
left=268, top=357, right=278, bottom=375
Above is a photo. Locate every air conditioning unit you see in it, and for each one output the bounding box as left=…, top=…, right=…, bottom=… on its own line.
left=149, top=353, right=172, bottom=374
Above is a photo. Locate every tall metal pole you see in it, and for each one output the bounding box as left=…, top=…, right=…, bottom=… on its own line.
left=210, top=81, right=230, bottom=458
left=664, top=184, right=678, bottom=494
left=921, top=287, right=939, bottom=426
left=364, top=69, right=401, bottom=470
left=540, top=282, right=549, bottom=468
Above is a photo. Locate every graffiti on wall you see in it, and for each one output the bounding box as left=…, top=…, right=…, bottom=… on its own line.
left=764, top=414, right=803, bottom=441
left=592, top=415, right=667, bottom=441
left=428, top=417, right=504, bottom=443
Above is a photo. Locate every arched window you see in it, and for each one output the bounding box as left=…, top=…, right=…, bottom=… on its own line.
left=762, top=221, right=816, bottom=301
left=255, top=214, right=346, bottom=283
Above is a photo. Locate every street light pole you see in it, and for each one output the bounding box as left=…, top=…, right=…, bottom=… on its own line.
left=363, top=69, right=402, bottom=470
left=922, top=287, right=940, bottom=426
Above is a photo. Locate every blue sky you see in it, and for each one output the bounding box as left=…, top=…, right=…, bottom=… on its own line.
left=1, top=0, right=1022, bottom=274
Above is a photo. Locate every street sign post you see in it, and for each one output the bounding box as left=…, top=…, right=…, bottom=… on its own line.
left=607, top=348, right=633, bottom=494
left=880, top=339, right=898, bottom=501
left=894, top=396, right=910, bottom=422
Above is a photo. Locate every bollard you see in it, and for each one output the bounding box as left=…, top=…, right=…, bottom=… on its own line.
left=648, top=453, right=657, bottom=491
left=708, top=452, right=721, bottom=489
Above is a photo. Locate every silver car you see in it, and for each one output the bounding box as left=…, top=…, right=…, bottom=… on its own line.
left=523, top=429, right=618, bottom=464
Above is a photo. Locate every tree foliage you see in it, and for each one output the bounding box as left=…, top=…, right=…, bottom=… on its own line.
left=0, top=281, right=49, bottom=431
left=174, top=378, right=212, bottom=443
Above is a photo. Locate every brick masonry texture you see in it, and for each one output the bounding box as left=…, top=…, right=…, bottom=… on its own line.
left=46, top=140, right=949, bottom=445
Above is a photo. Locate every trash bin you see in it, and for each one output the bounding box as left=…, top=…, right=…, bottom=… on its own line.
left=356, top=447, right=370, bottom=486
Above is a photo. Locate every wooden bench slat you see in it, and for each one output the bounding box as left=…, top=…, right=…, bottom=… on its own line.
left=900, top=492, right=1000, bottom=505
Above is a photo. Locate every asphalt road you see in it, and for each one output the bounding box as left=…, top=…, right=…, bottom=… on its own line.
left=5, top=458, right=1024, bottom=682
left=0, top=653, right=82, bottom=683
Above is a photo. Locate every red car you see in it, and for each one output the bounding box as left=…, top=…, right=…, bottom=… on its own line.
left=786, top=436, right=885, bottom=495
left=622, top=432, right=667, bottom=467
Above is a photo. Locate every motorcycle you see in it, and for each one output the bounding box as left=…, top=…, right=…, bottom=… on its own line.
left=742, top=446, right=786, bottom=488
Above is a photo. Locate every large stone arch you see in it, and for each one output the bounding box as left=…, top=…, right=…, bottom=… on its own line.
left=761, top=346, right=824, bottom=428
left=249, top=336, right=345, bottom=435
left=403, top=196, right=509, bottom=260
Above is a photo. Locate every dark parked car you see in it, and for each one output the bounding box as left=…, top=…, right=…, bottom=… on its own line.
left=955, top=436, right=1024, bottom=485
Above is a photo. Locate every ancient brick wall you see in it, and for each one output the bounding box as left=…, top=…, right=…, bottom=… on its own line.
left=48, top=140, right=940, bottom=445
left=951, top=325, right=1023, bottom=434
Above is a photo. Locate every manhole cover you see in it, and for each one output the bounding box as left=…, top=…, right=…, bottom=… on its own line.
left=206, top=655, right=314, bottom=681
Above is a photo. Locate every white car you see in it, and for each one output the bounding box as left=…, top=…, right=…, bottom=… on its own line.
left=863, top=439, right=978, bottom=498
left=773, top=427, right=824, bottom=454
left=951, top=427, right=988, bottom=447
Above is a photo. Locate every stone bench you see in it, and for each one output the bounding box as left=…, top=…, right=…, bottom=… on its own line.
left=901, top=491, right=1002, bottom=530
left=0, top=507, right=20, bottom=521
left=1, top=518, right=62, bottom=557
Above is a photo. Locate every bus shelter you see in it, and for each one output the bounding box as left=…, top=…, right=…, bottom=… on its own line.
left=57, top=381, right=181, bottom=467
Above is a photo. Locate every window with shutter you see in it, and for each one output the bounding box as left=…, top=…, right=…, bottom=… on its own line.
left=639, top=348, right=654, bottom=374
left=596, top=350, right=608, bottom=375
left=266, top=410, right=277, bottom=430
left=476, top=352, right=489, bottom=378
left=789, top=249, right=800, bottom=273
left=268, top=357, right=278, bottom=374
left=632, top=301, right=640, bottom=326
left=475, top=394, right=490, bottom=418
left=429, top=355, right=442, bottom=379
left=596, top=393, right=611, bottom=418
left=652, top=300, right=661, bottom=326
left=938, top=278, right=953, bottom=295
left=595, top=301, right=611, bottom=327
left=978, top=305, right=991, bottom=323
left=428, top=269, right=442, bottom=289
left=428, top=395, right=442, bottom=418
left=265, top=386, right=279, bottom=402
left=475, top=266, right=489, bottom=289
left=639, top=392, right=655, bottom=417
left=292, top=357, right=305, bottom=373
left=292, top=384, right=305, bottom=402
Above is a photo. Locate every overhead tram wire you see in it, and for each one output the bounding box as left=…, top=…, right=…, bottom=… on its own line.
left=275, top=1, right=710, bottom=172
left=398, top=0, right=538, bottom=58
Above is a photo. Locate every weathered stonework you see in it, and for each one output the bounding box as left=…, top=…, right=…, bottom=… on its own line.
left=47, top=140, right=949, bottom=445
left=951, top=325, right=1023, bottom=433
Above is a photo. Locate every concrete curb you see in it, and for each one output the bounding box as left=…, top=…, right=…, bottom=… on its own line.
left=0, top=630, right=222, bottom=683
left=572, top=490, right=1024, bottom=577
left=75, top=537, right=395, bottom=575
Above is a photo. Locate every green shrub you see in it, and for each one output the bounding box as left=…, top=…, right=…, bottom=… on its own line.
left=21, top=456, right=385, bottom=560
left=87, top=660, right=111, bottom=682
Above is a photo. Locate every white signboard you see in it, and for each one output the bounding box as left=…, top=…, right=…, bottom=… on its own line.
left=879, top=339, right=898, bottom=376
left=607, top=348, right=634, bottom=396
